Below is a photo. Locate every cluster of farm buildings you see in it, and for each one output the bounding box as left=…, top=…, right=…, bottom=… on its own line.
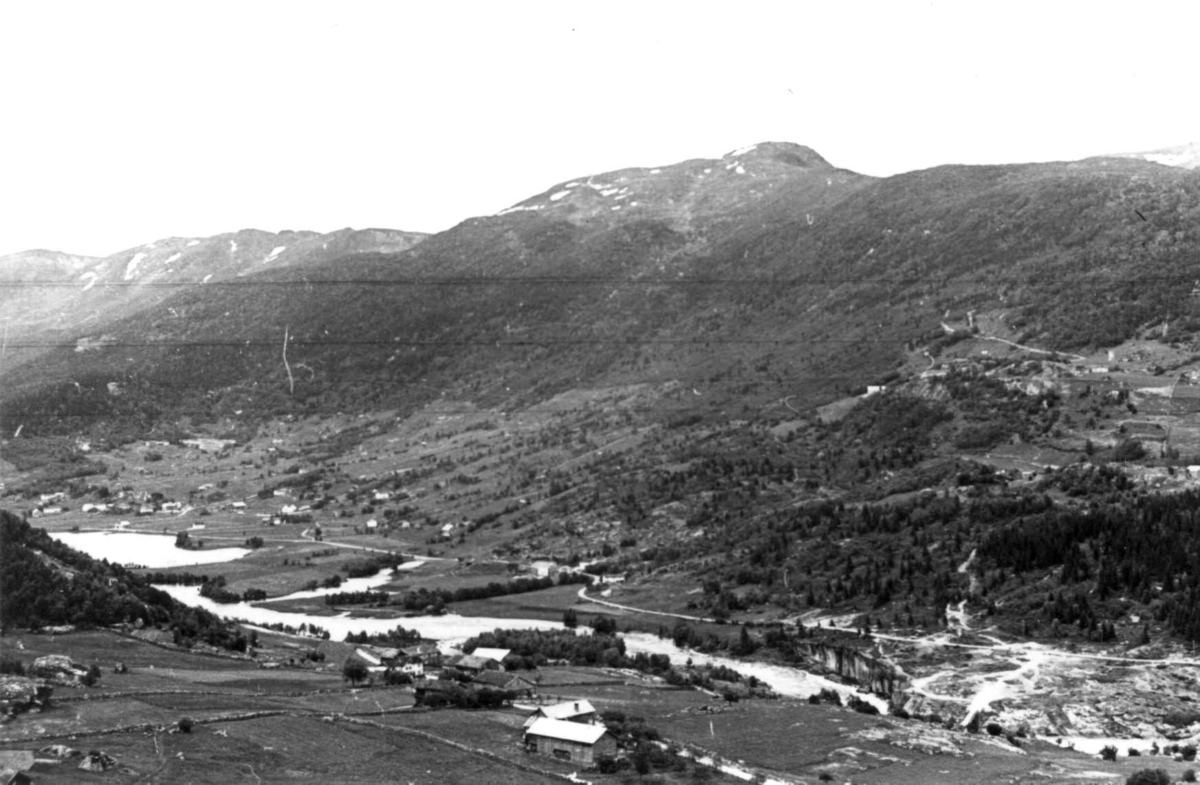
left=318, top=643, right=620, bottom=766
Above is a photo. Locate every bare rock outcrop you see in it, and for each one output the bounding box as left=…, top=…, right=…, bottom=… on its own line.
left=32, top=654, right=87, bottom=685
left=0, top=676, right=52, bottom=720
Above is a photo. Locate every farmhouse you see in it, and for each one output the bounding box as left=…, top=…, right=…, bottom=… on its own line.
left=448, top=654, right=498, bottom=673
left=471, top=670, right=536, bottom=697
left=525, top=699, right=598, bottom=726
left=523, top=717, right=616, bottom=766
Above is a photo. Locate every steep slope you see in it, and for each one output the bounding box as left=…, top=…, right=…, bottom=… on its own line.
left=0, top=226, right=428, bottom=369
left=2, top=146, right=1199, bottom=446
left=0, top=143, right=876, bottom=435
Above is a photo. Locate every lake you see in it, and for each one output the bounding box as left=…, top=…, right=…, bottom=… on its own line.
left=50, top=531, right=251, bottom=568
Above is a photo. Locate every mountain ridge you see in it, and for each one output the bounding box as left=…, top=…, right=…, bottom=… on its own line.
left=3, top=141, right=1198, bottom=443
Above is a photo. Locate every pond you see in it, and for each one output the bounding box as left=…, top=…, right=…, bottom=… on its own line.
left=50, top=531, right=251, bottom=568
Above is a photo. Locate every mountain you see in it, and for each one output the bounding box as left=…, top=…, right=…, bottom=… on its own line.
left=1105, top=141, right=1200, bottom=169
left=4, top=142, right=1198, bottom=442
left=0, top=226, right=428, bottom=368
left=5, top=140, right=1200, bottom=669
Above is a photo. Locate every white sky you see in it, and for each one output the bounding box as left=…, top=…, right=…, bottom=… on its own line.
left=2, top=0, right=1197, bottom=257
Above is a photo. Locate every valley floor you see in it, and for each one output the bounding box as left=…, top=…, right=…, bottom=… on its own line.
left=4, top=629, right=1200, bottom=784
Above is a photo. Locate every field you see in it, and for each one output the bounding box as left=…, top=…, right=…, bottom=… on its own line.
left=10, top=620, right=1200, bottom=782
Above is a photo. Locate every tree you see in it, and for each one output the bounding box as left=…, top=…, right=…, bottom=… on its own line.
left=562, top=608, right=578, bottom=629
left=342, top=657, right=369, bottom=685
left=81, top=664, right=102, bottom=687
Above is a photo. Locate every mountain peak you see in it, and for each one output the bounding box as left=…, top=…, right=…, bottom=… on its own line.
left=722, top=141, right=831, bottom=169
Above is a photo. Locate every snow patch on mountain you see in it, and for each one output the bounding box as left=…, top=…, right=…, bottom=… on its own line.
left=496, top=204, right=544, bottom=216
left=549, top=190, right=571, bottom=201
left=263, top=245, right=286, bottom=263
left=80, top=271, right=98, bottom=291
left=186, top=239, right=200, bottom=247
left=229, top=240, right=238, bottom=253
left=165, top=252, right=182, bottom=264
left=124, top=252, right=146, bottom=280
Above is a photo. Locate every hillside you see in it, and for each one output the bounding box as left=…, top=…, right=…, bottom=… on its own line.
left=0, top=509, right=246, bottom=650
left=3, top=141, right=1200, bottom=662
left=0, top=226, right=428, bottom=370
left=3, top=145, right=1198, bottom=438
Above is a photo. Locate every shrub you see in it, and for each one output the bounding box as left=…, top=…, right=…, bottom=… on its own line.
left=177, top=717, right=194, bottom=733
left=1100, top=745, right=1118, bottom=761
left=986, top=722, right=1003, bottom=736
left=846, top=694, right=880, bottom=715
left=1187, top=745, right=1199, bottom=762
left=81, top=664, right=102, bottom=687
left=0, top=654, right=25, bottom=676
left=1125, top=770, right=1169, bottom=785
left=1183, top=770, right=1197, bottom=783
left=807, top=688, right=842, bottom=706
left=1112, top=438, right=1145, bottom=462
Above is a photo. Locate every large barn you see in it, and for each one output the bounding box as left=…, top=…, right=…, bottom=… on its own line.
left=523, top=717, right=617, bottom=766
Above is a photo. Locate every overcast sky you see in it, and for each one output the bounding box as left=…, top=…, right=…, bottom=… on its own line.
left=2, top=0, right=1197, bottom=257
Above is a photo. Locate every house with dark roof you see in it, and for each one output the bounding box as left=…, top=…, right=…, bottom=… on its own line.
left=471, top=670, right=536, bottom=697
left=449, top=653, right=499, bottom=673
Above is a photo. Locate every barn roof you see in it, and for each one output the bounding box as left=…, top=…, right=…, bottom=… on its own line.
left=471, top=647, right=512, bottom=662
left=540, top=699, right=596, bottom=720
left=525, top=717, right=609, bottom=745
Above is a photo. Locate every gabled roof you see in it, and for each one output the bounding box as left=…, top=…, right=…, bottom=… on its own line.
left=470, top=647, right=512, bottom=662
left=525, top=717, right=609, bottom=745
left=451, top=654, right=495, bottom=670
left=540, top=699, right=596, bottom=720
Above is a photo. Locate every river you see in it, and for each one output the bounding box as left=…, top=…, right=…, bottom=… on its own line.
left=52, top=532, right=890, bottom=709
